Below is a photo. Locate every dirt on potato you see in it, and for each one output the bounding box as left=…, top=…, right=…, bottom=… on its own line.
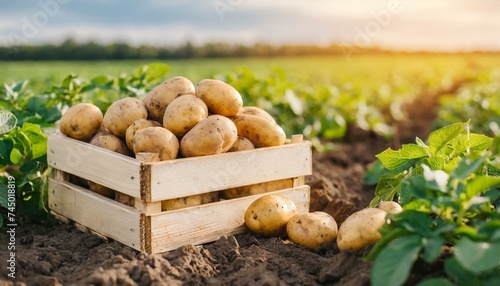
left=0, top=95, right=437, bottom=286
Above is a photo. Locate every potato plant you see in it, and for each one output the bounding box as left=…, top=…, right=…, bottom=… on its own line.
left=364, top=122, right=500, bottom=286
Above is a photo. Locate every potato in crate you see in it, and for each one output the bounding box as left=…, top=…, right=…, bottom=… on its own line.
left=48, top=77, right=312, bottom=254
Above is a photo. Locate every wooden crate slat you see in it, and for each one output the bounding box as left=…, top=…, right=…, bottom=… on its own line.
left=147, top=142, right=312, bottom=201
left=48, top=178, right=142, bottom=250
left=147, top=185, right=310, bottom=253
left=47, top=135, right=142, bottom=198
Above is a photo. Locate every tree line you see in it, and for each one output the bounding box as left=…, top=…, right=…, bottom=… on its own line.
left=1, top=40, right=497, bottom=61
left=0, top=40, right=390, bottom=61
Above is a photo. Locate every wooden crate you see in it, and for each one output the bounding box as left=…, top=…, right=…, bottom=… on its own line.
left=47, top=133, right=312, bottom=254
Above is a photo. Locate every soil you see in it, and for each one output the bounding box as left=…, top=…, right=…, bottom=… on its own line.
left=0, top=96, right=438, bottom=286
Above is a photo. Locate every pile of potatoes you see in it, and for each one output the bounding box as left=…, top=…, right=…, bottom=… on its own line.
left=244, top=194, right=403, bottom=253
left=59, top=76, right=287, bottom=208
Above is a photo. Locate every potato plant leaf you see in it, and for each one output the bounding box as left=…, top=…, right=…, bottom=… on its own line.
left=376, top=144, right=428, bottom=171
left=428, top=122, right=467, bottom=155
left=0, top=110, right=17, bottom=134
left=454, top=237, right=500, bottom=274
left=371, top=234, right=423, bottom=286
left=465, top=176, right=500, bottom=200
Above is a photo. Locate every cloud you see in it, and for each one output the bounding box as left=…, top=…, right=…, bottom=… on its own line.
left=1, top=0, right=500, bottom=51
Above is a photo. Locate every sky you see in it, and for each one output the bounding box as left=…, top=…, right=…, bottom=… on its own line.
left=1, top=0, right=500, bottom=51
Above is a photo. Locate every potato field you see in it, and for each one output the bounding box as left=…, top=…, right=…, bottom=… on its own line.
left=1, top=54, right=500, bottom=285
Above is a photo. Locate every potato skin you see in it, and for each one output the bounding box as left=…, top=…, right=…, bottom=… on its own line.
left=180, top=115, right=237, bottom=157
left=196, top=79, right=243, bottom=116
left=90, top=130, right=131, bottom=156
left=286, top=212, right=338, bottom=252
left=88, top=131, right=132, bottom=198
left=161, top=192, right=219, bottom=211
left=377, top=201, right=403, bottom=214
left=337, top=208, right=387, bottom=251
left=228, top=136, right=255, bottom=152
left=230, top=114, right=286, bottom=148
left=244, top=194, right=297, bottom=237
left=102, top=97, right=148, bottom=138
left=221, top=178, right=293, bottom=199
left=163, top=94, right=209, bottom=137
left=132, top=127, right=179, bottom=161
left=125, top=119, right=162, bottom=150
left=143, top=76, right=195, bottom=122
left=60, top=103, right=103, bottom=141
left=239, top=106, right=276, bottom=123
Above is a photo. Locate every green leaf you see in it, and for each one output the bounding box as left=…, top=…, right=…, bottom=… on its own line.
left=448, top=133, right=493, bottom=155
left=454, top=237, right=500, bottom=274
left=21, top=123, right=48, bottom=159
left=465, top=176, right=500, bottom=199
left=421, top=235, right=444, bottom=263
left=371, top=234, right=423, bottom=286
left=416, top=278, right=454, bottom=286
left=0, top=110, right=18, bottom=134
left=364, top=160, right=391, bottom=186
left=0, top=185, right=9, bottom=209
left=394, top=210, right=434, bottom=236
left=372, top=173, right=403, bottom=206
left=10, top=147, right=23, bottom=164
left=428, top=122, right=467, bottom=154
left=144, top=63, right=169, bottom=82
left=444, top=257, right=477, bottom=285
left=376, top=144, right=428, bottom=171
left=451, top=155, right=488, bottom=180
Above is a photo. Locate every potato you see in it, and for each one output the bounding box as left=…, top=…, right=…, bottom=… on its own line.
left=196, top=79, right=243, bottom=116
left=377, top=201, right=403, bottom=214
left=221, top=178, right=293, bottom=199
left=163, top=94, right=209, bottom=137
left=230, top=114, right=286, bottom=148
left=143, top=76, right=195, bottom=122
left=59, top=103, right=103, bottom=141
left=161, top=192, right=219, bottom=211
left=132, top=127, right=179, bottom=161
left=90, top=130, right=131, bottom=156
left=228, top=136, right=255, bottom=152
left=239, top=106, right=276, bottom=123
left=337, top=208, right=388, bottom=251
left=125, top=119, right=162, bottom=150
left=180, top=115, right=237, bottom=157
left=88, top=131, right=132, bottom=198
left=244, top=194, right=298, bottom=237
left=286, top=212, right=338, bottom=252
left=102, top=97, right=148, bottom=138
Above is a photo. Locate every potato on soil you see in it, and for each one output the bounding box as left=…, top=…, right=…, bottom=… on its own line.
left=377, top=201, right=403, bottom=214
left=337, top=208, right=388, bottom=251
left=143, top=76, right=195, bottom=122
left=87, top=131, right=132, bottom=198
left=125, top=119, right=162, bottom=150
left=286, top=212, right=338, bottom=252
left=163, top=94, right=209, bottom=137
left=180, top=115, right=237, bottom=157
left=161, top=192, right=219, bottom=211
left=244, top=194, right=298, bottom=237
left=222, top=178, right=293, bottom=199
left=228, top=136, right=255, bottom=152
left=133, top=127, right=179, bottom=161
left=59, top=103, right=103, bottom=141
left=196, top=79, right=243, bottom=116
left=102, top=97, right=148, bottom=138
left=238, top=106, right=276, bottom=123
left=230, top=114, right=286, bottom=148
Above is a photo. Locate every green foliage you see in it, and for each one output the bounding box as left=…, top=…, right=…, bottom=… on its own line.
left=0, top=63, right=169, bottom=227
left=365, top=122, right=500, bottom=286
